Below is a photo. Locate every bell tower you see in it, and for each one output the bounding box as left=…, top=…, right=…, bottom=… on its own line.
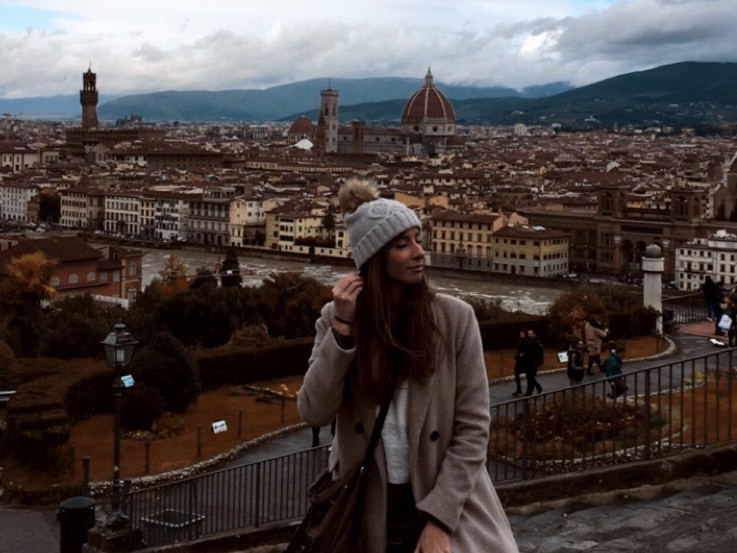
left=80, top=67, right=99, bottom=129
left=317, top=85, right=338, bottom=155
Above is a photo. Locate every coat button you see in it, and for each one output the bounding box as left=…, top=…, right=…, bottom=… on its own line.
left=355, top=422, right=365, bottom=434
left=430, top=430, right=440, bottom=441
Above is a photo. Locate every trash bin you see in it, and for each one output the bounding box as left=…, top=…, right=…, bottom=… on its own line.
left=141, top=509, right=205, bottom=546
left=58, top=496, right=96, bottom=553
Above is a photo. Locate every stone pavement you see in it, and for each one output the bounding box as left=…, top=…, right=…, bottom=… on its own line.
left=2, top=321, right=737, bottom=553
left=507, top=469, right=737, bottom=552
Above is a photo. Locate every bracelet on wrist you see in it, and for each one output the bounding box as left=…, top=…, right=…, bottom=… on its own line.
left=334, top=315, right=354, bottom=325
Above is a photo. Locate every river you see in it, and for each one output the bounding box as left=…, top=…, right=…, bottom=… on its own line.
left=140, top=247, right=563, bottom=315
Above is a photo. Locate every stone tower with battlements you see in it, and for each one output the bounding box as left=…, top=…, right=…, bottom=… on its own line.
left=80, top=67, right=99, bottom=129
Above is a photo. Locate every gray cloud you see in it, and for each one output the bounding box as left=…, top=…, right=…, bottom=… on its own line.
left=1, top=0, right=736, bottom=97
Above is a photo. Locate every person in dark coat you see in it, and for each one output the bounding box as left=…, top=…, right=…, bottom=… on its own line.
left=566, top=341, right=585, bottom=386
left=522, top=329, right=543, bottom=396
left=713, top=281, right=727, bottom=336
left=512, top=329, right=527, bottom=396
left=702, top=276, right=718, bottom=321
left=604, top=347, right=627, bottom=399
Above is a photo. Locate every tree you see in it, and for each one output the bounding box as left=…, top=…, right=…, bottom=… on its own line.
left=120, top=385, right=165, bottom=431
left=219, top=247, right=242, bottom=288
left=322, top=208, right=336, bottom=245
left=0, top=340, right=19, bottom=390
left=190, top=266, right=217, bottom=289
left=127, top=332, right=200, bottom=412
left=157, top=254, right=190, bottom=295
left=38, top=295, right=125, bottom=359
left=258, top=272, right=331, bottom=338
left=2, top=251, right=56, bottom=301
left=547, top=290, right=606, bottom=347
left=155, top=287, right=235, bottom=348
left=0, top=252, right=57, bottom=356
left=39, top=191, right=61, bottom=223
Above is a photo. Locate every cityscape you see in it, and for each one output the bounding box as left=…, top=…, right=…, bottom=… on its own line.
left=2, top=64, right=737, bottom=308
left=2, top=1, right=737, bottom=549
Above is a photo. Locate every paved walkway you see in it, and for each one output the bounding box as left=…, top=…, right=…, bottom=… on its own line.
left=2, top=321, right=736, bottom=553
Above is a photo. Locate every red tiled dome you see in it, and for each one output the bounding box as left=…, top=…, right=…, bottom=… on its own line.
left=401, top=68, right=455, bottom=126
left=288, top=116, right=315, bottom=135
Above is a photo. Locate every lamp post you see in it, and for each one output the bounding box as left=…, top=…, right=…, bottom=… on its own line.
left=100, top=322, right=138, bottom=529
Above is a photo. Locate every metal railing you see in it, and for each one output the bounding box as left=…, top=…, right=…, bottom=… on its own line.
left=125, top=347, right=736, bottom=549
left=126, top=446, right=329, bottom=547
left=662, top=292, right=707, bottom=325
left=489, top=347, right=736, bottom=483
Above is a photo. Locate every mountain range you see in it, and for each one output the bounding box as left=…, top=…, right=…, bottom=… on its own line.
left=1, top=62, right=735, bottom=128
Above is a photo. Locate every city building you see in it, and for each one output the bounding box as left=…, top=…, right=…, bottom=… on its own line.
left=675, top=229, right=737, bottom=291
left=429, top=211, right=507, bottom=272
left=64, top=68, right=163, bottom=161
left=492, top=225, right=570, bottom=277
left=0, top=235, right=143, bottom=304
left=522, top=184, right=711, bottom=280
left=0, top=180, right=38, bottom=223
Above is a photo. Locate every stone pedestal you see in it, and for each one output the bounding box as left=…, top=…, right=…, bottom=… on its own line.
left=642, top=244, right=665, bottom=335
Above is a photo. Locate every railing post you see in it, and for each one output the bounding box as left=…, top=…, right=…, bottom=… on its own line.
left=254, top=462, right=262, bottom=528
left=82, top=456, right=90, bottom=497
left=643, top=371, right=652, bottom=460
left=521, top=400, right=532, bottom=480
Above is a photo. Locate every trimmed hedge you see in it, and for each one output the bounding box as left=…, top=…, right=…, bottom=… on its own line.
left=195, top=338, right=314, bottom=390
left=478, top=315, right=548, bottom=350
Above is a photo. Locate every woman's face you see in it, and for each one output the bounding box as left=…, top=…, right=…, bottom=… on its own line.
left=385, top=228, right=425, bottom=286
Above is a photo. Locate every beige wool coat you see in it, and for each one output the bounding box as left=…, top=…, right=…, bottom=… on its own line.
left=297, top=293, right=518, bottom=553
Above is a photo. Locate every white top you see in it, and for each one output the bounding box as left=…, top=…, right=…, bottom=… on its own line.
left=381, top=381, right=410, bottom=484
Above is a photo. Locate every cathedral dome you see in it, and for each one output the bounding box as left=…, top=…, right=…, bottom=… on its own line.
left=287, top=115, right=315, bottom=143
left=288, top=116, right=315, bottom=136
left=400, top=68, right=455, bottom=136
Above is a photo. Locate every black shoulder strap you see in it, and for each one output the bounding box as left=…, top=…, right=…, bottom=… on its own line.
left=361, top=393, right=392, bottom=468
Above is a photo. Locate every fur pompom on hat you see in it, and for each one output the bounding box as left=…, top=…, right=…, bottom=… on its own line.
left=338, top=178, right=421, bottom=269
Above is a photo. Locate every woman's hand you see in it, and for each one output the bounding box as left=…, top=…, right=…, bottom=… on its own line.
left=332, top=272, right=363, bottom=324
left=414, top=520, right=450, bottom=553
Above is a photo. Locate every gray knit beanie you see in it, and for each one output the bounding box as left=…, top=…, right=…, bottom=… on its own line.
left=338, top=179, right=421, bottom=269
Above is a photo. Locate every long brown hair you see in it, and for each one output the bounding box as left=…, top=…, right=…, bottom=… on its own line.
left=353, top=245, right=438, bottom=403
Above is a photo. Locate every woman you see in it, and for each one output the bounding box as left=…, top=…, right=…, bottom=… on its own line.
left=297, top=179, right=518, bottom=553
left=584, top=317, right=608, bottom=375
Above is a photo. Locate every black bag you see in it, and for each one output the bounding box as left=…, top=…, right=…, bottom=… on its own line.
left=285, top=397, right=392, bottom=553
left=609, top=378, right=628, bottom=398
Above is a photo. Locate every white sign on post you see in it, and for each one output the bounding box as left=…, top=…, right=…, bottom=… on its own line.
left=211, top=420, right=228, bottom=434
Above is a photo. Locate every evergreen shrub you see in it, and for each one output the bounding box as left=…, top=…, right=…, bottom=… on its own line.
left=120, top=384, right=165, bottom=431
left=195, top=338, right=314, bottom=389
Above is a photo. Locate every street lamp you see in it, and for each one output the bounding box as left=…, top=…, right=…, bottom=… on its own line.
left=100, top=322, right=138, bottom=529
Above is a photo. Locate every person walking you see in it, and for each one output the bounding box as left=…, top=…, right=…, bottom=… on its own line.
left=566, top=340, right=585, bottom=386
left=297, top=179, right=518, bottom=553
left=702, top=275, right=718, bottom=321
left=522, top=329, right=544, bottom=396
left=604, top=346, right=627, bottom=399
left=584, top=317, right=608, bottom=375
left=713, top=281, right=727, bottom=336
left=512, top=329, right=527, bottom=396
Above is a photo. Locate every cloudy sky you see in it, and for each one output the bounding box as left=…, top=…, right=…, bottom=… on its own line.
left=1, top=0, right=735, bottom=98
